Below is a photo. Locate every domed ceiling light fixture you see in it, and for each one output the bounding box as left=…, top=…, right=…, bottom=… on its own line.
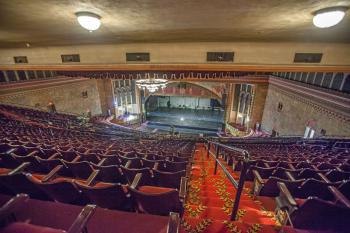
left=313, top=7, right=348, bottom=28
left=76, top=12, right=101, bottom=31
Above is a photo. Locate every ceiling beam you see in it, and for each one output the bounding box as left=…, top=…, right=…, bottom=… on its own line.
left=0, top=64, right=350, bottom=72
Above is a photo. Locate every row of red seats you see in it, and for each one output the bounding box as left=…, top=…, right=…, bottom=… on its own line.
left=222, top=141, right=350, bottom=232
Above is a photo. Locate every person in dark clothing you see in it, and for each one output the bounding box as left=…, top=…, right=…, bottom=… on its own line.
left=167, top=100, right=171, bottom=109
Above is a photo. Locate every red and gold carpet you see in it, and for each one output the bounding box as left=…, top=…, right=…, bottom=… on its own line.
left=181, top=143, right=281, bottom=233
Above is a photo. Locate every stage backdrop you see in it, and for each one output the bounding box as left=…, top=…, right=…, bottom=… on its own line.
left=157, top=96, right=211, bottom=109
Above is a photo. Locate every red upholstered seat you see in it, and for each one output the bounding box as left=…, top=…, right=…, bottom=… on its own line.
left=0, top=222, right=65, bottom=233
left=0, top=168, right=10, bottom=174
left=295, top=198, right=307, bottom=207
left=51, top=177, right=75, bottom=183
left=93, top=181, right=128, bottom=193
left=139, top=185, right=175, bottom=194
left=31, top=174, right=46, bottom=181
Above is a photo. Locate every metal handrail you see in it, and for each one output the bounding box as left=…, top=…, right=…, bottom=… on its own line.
left=208, top=149, right=238, bottom=187
left=208, top=141, right=249, bottom=157
left=205, top=140, right=250, bottom=221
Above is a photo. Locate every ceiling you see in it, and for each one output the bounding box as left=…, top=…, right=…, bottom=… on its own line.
left=0, top=0, right=349, bottom=48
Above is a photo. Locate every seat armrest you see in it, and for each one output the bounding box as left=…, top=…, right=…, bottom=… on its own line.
left=185, top=164, right=191, bottom=178
left=48, top=153, right=59, bottom=160
left=97, top=158, right=106, bottom=166
left=86, top=170, right=100, bottom=186
left=67, top=205, right=96, bottom=233
left=42, top=165, right=63, bottom=182
left=252, top=170, right=264, bottom=184
left=153, top=162, right=159, bottom=171
left=287, top=163, right=295, bottom=170
left=252, top=170, right=264, bottom=196
left=0, top=194, right=29, bottom=220
left=166, top=212, right=180, bottom=233
left=130, top=173, right=142, bottom=189
left=5, top=148, right=16, bottom=155
left=285, top=171, right=296, bottom=181
left=318, top=173, right=331, bottom=183
left=277, top=182, right=297, bottom=207
left=179, top=177, right=188, bottom=202
left=27, top=151, right=38, bottom=157
left=8, top=162, right=31, bottom=175
left=72, top=155, right=81, bottom=163
left=328, top=186, right=350, bottom=208
left=125, top=160, right=131, bottom=169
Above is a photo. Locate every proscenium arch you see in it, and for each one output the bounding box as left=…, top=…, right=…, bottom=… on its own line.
left=149, top=80, right=222, bottom=100
left=143, top=81, right=224, bottom=111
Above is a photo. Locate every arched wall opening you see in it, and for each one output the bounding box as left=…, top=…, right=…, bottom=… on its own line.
left=143, top=82, right=225, bottom=135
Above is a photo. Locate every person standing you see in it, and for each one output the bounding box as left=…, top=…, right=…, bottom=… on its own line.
left=171, top=125, right=175, bottom=136
left=86, top=109, right=92, bottom=118
left=167, top=100, right=171, bottom=109
left=47, top=102, right=56, bottom=113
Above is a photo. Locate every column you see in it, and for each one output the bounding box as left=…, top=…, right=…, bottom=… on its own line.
left=2, top=71, right=9, bottom=82
left=14, top=71, right=20, bottom=81
left=224, top=83, right=234, bottom=124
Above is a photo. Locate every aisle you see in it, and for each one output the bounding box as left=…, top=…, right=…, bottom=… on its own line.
left=181, top=143, right=281, bottom=233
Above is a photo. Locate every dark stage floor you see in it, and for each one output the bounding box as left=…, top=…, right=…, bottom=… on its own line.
left=145, top=108, right=224, bottom=135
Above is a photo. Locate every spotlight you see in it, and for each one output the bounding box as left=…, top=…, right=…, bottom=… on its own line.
left=76, top=12, right=101, bottom=31
left=180, top=117, right=184, bottom=121
left=313, top=7, right=348, bottom=28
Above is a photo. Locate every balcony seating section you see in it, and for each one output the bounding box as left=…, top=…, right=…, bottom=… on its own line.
left=2, top=104, right=350, bottom=232
left=222, top=140, right=350, bottom=232
left=0, top=104, right=194, bottom=218
left=0, top=193, right=179, bottom=233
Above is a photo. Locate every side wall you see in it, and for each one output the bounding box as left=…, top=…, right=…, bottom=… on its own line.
left=250, top=84, right=268, bottom=129
left=261, top=85, right=350, bottom=137
left=96, top=79, right=115, bottom=116
left=0, top=79, right=102, bottom=116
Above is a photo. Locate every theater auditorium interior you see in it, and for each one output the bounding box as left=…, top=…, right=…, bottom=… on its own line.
left=0, top=1, right=350, bottom=233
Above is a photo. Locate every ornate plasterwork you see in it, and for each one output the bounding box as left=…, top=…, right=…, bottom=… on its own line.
left=269, top=84, right=350, bottom=123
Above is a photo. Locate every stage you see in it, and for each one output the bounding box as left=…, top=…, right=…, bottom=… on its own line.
left=145, top=107, right=224, bottom=136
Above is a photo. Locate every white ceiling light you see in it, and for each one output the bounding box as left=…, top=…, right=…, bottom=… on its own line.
left=76, top=12, right=101, bottom=31
left=313, top=7, right=348, bottom=28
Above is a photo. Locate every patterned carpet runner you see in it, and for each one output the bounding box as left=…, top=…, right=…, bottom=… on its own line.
left=181, top=143, right=281, bottom=233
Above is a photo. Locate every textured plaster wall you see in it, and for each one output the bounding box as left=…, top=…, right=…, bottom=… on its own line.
left=0, top=79, right=102, bottom=116
left=96, top=79, right=115, bottom=115
left=250, top=84, right=268, bottom=128
left=261, top=86, right=350, bottom=137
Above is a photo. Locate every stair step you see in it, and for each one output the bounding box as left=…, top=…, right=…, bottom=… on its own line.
left=184, top=205, right=232, bottom=221
left=182, top=144, right=279, bottom=233
left=182, top=217, right=278, bottom=233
